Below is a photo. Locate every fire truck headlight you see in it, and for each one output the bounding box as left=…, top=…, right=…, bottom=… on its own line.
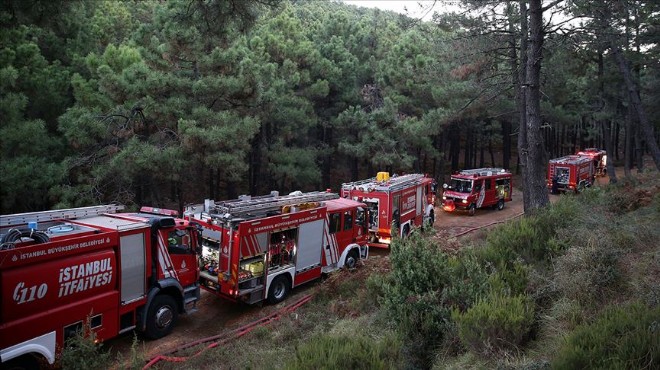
left=442, top=196, right=446, bottom=200
left=462, top=199, right=468, bottom=204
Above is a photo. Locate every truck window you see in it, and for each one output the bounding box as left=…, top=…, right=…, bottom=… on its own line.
left=473, top=180, right=483, bottom=193
left=486, top=179, right=491, bottom=190
left=168, top=229, right=192, bottom=254
left=355, top=207, right=365, bottom=226
left=450, top=179, right=472, bottom=193
left=343, top=211, right=353, bottom=231
left=329, top=212, right=341, bottom=234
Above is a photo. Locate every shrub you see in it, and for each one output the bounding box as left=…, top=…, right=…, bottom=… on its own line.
left=113, top=334, right=145, bottom=370
left=59, top=327, right=111, bottom=370
left=379, top=233, right=454, bottom=366
left=485, top=196, right=581, bottom=265
left=442, top=252, right=491, bottom=311
left=553, top=245, right=621, bottom=304
left=286, top=332, right=402, bottom=370
left=470, top=242, right=529, bottom=296
left=453, top=292, right=535, bottom=357
left=488, top=261, right=529, bottom=297
left=552, top=302, right=660, bottom=369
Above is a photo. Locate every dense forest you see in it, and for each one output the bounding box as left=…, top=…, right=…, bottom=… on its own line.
left=1, top=0, right=658, bottom=214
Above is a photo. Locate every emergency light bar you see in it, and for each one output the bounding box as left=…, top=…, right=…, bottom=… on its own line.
left=140, top=206, right=179, bottom=217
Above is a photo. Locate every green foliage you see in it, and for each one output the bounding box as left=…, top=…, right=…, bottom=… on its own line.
left=484, top=196, right=581, bottom=266
left=59, top=329, right=111, bottom=370
left=113, top=334, right=145, bottom=370
left=379, top=233, right=453, bottom=366
left=552, top=303, right=660, bottom=370
left=554, top=245, right=621, bottom=305
left=453, top=293, right=535, bottom=356
left=286, top=332, right=402, bottom=370
left=442, top=252, right=491, bottom=310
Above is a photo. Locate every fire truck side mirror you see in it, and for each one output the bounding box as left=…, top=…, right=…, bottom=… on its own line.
left=190, top=222, right=203, bottom=255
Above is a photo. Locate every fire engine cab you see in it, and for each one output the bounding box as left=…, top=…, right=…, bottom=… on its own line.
left=0, top=205, right=200, bottom=368
left=441, top=168, right=513, bottom=216
left=547, top=155, right=595, bottom=194
left=340, top=173, right=437, bottom=248
left=576, top=148, right=607, bottom=176
left=184, top=191, right=368, bottom=305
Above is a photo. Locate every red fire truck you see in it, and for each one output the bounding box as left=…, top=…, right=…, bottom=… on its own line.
left=576, top=148, right=607, bottom=176
left=340, top=173, right=437, bottom=248
left=0, top=205, right=200, bottom=368
left=547, top=155, right=595, bottom=194
left=184, top=191, right=368, bottom=305
left=441, top=168, right=513, bottom=216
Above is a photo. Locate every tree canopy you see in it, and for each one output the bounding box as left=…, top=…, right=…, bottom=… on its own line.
left=1, top=0, right=657, bottom=213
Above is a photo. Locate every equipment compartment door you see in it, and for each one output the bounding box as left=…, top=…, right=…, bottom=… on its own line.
left=298, top=220, right=324, bottom=270
left=120, top=233, right=146, bottom=303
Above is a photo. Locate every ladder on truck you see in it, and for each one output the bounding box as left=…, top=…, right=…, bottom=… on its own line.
left=0, top=204, right=125, bottom=227
left=373, top=174, right=425, bottom=192
left=208, top=191, right=339, bottom=220
left=343, top=174, right=426, bottom=192
left=459, top=168, right=509, bottom=177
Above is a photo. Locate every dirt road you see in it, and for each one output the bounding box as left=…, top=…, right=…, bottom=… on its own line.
left=432, top=191, right=526, bottom=238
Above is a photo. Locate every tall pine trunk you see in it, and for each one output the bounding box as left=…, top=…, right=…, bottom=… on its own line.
left=523, top=0, right=549, bottom=212
left=610, top=43, right=660, bottom=171
left=516, top=0, right=531, bottom=209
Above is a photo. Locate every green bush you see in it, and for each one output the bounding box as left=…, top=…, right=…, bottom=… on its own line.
left=470, top=243, right=529, bottom=296
left=553, top=245, right=621, bottom=304
left=113, top=333, right=145, bottom=370
left=286, top=332, right=402, bottom=370
left=485, top=196, right=580, bottom=265
left=552, top=302, right=660, bottom=369
left=379, top=233, right=454, bottom=366
left=486, top=214, right=567, bottom=264
left=442, top=253, right=491, bottom=311
left=488, top=261, right=529, bottom=296
left=59, top=328, right=111, bottom=370
left=453, top=292, right=535, bottom=357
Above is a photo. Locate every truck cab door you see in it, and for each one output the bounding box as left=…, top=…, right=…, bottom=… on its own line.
left=164, top=228, right=198, bottom=286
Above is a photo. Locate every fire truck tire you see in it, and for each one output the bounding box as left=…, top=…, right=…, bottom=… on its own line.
left=145, top=295, right=178, bottom=339
left=345, top=249, right=359, bottom=269
left=468, top=204, right=476, bottom=216
left=268, top=275, right=290, bottom=304
left=497, top=199, right=504, bottom=211
left=1, top=354, right=39, bottom=370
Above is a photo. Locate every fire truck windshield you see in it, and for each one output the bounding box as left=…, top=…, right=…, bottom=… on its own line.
left=450, top=179, right=473, bottom=193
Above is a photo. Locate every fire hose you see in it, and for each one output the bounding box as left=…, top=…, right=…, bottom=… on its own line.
left=142, top=294, right=313, bottom=369
left=451, top=211, right=525, bottom=237
left=0, top=228, right=50, bottom=250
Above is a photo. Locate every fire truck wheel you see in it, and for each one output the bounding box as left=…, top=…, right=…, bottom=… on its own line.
left=345, top=249, right=359, bottom=269
left=145, top=295, right=178, bottom=339
left=497, top=199, right=504, bottom=211
left=1, top=354, right=39, bottom=370
left=268, top=275, right=290, bottom=304
left=468, top=204, right=476, bottom=216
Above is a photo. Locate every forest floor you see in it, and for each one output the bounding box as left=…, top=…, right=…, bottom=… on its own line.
left=107, top=169, right=623, bottom=366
